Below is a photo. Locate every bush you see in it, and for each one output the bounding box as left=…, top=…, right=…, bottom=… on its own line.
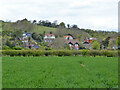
left=12, top=47, right=22, bottom=50
left=101, top=50, right=117, bottom=57
left=2, top=45, right=11, bottom=50
left=81, top=50, right=90, bottom=56
left=89, top=50, right=101, bottom=57
left=1, top=50, right=118, bottom=57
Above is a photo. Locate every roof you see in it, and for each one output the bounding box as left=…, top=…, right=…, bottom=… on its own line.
left=65, top=39, right=79, bottom=44
left=65, top=35, right=73, bottom=38
left=44, top=38, right=55, bottom=40
left=83, top=42, right=89, bottom=44
left=46, top=34, right=55, bottom=37
left=88, top=37, right=97, bottom=40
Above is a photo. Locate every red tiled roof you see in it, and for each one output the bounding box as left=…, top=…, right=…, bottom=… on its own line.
left=46, top=34, right=55, bottom=37
left=65, top=39, right=79, bottom=44
left=65, top=35, right=72, bottom=38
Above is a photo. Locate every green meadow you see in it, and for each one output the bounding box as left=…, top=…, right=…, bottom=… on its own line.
left=2, top=56, right=118, bottom=88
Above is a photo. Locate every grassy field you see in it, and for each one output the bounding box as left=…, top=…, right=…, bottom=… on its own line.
left=34, top=25, right=56, bottom=33
left=2, top=56, right=118, bottom=88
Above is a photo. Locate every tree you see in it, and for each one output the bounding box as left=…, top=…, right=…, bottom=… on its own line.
left=52, top=37, right=65, bottom=50
left=72, top=24, right=78, bottom=29
left=33, top=20, right=36, bottom=23
left=92, top=40, right=100, bottom=50
left=67, top=24, right=70, bottom=28
left=32, top=32, right=37, bottom=40
left=116, top=35, right=120, bottom=49
left=50, top=31, right=53, bottom=34
left=51, top=20, right=58, bottom=28
left=102, top=37, right=110, bottom=49
left=59, top=22, right=65, bottom=28
left=6, top=40, right=15, bottom=48
left=32, top=32, right=42, bottom=42
left=55, top=27, right=67, bottom=37
left=38, top=20, right=42, bottom=25
left=108, top=39, right=116, bottom=49
left=36, top=35, right=42, bottom=42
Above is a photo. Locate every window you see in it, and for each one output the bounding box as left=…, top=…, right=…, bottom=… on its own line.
left=75, top=44, right=78, bottom=46
left=70, top=37, right=73, bottom=39
left=69, top=44, right=72, bottom=46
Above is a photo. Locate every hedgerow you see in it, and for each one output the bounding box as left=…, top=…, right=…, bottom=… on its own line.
left=1, top=50, right=118, bottom=57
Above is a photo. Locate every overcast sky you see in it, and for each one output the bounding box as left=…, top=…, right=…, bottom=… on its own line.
left=0, top=0, right=119, bottom=31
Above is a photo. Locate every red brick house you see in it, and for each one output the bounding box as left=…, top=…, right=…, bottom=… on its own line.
left=44, top=34, right=55, bottom=47
left=65, top=35, right=73, bottom=40
left=44, top=34, right=55, bottom=43
left=65, top=35, right=79, bottom=50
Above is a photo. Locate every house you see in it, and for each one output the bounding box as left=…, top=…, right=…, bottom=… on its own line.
left=20, top=33, right=32, bottom=43
left=82, top=41, right=92, bottom=49
left=44, top=34, right=55, bottom=43
left=65, top=35, right=79, bottom=50
left=22, top=33, right=31, bottom=37
left=65, top=35, right=73, bottom=40
left=82, top=37, right=97, bottom=49
left=85, top=37, right=97, bottom=44
left=20, top=33, right=40, bottom=49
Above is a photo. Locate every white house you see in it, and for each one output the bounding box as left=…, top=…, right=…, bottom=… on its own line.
left=44, top=34, right=55, bottom=42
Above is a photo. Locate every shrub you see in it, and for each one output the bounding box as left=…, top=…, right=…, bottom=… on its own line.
left=1, top=50, right=118, bottom=57
left=81, top=50, right=90, bottom=56
left=12, top=47, right=22, bottom=50
left=2, top=45, right=11, bottom=50
left=89, top=50, right=101, bottom=57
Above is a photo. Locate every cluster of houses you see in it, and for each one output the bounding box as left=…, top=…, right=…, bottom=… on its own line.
left=18, top=33, right=40, bottom=49
left=40, top=33, right=96, bottom=50
left=18, top=32, right=99, bottom=50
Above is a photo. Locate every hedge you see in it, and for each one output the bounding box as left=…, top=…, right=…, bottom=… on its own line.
left=1, top=50, right=118, bottom=57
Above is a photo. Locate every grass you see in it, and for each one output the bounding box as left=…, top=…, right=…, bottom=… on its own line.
left=33, top=25, right=56, bottom=33
left=2, top=56, right=118, bottom=88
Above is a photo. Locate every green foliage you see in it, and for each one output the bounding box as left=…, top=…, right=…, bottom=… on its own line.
left=2, top=45, right=11, bottom=50
left=65, top=44, right=71, bottom=50
left=92, top=40, right=100, bottom=50
left=2, top=56, right=118, bottom=88
left=2, top=50, right=118, bottom=57
left=5, top=40, right=15, bottom=48
left=32, top=32, right=42, bottom=42
left=2, top=19, right=118, bottom=51
left=108, top=39, right=116, bottom=49
left=12, top=47, right=22, bottom=50
left=59, top=22, right=65, bottom=28
left=116, top=35, right=120, bottom=48
left=102, top=38, right=110, bottom=49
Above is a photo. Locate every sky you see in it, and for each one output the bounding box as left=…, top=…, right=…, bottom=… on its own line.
left=0, top=0, right=119, bottom=31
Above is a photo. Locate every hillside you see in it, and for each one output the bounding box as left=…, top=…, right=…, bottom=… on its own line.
left=34, top=25, right=56, bottom=33
left=1, top=19, right=117, bottom=42
left=2, top=21, right=56, bottom=33
left=2, top=20, right=92, bottom=41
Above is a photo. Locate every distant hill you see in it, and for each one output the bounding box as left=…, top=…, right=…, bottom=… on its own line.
left=1, top=19, right=118, bottom=42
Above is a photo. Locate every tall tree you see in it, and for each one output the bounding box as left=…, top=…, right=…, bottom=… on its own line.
left=92, top=40, right=100, bottom=50
left=67, top=24, right=70, bottom=28
left=59, top=22, right=65, bottom=28
left=72, top=24, right=78, bottom=29
left=33, top=20, right=37, bottom=24
left=116, top=35, right=120, bottom=49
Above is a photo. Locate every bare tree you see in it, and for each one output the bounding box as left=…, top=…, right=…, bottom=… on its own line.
left=52, top=37, right=66, bottom=50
